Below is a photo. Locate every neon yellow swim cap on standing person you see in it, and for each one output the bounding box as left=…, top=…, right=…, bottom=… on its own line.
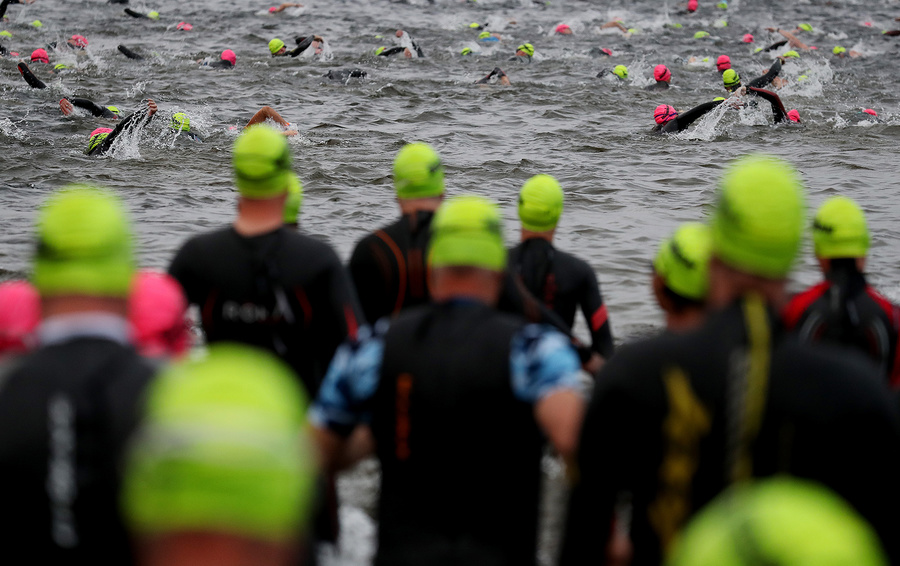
left=122, top=343, right=318, bottom=542
left=269, top=38, right=286, bottom=54
left=32, top=185, right=135, bottom=297
left=283, top=174, right=304, bottom=225
left=654, top=223, right=712, bottom=301
left=710, top=154, right=805, bottom=278
left=517, top=174, right=564, bottom=232
left=430, top=195, right=506, bottom=271
left=812, top=196, right=870, bottom=258
left=393, top=142, right=445, bottom=199
left=666, top=477, right=887, bottom=566
left=232, top=125, right=292, bottom=199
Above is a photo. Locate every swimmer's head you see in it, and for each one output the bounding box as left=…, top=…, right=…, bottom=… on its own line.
left=469, top=22, right=482, bottom=29
left=233, top=125, right=293, bottom=199
left=716, top=54, right=731, bottom=72
left=613, top=64, right=628, bottom=79
left=430, top=196, right=506, bottom=272
left=832, top=45, right=846, bottom=56
left=31, top=20, right=42, bottom=28
left=170, top=112, right=190, bottom=132
left=787, top=109, right=801, bottom=122
left=783, top=50, right=800, bottom=59
left=88, top=127, right=114, bottom=152
left=176, top=21, right=193, bottom=31
left=813, top=196, right=870, bottom=259
left=374, top=46, right=386, bottom=55
left=268, top=38, right=286, bottom=55
left=478, top=31, right=491, bottom=39
left=861, top=108, right=877, bottom=117
left=393, top=142, right=444, bottom=199
left=31, top=48, right=49, bottom=63
left=687, top=0, right=698, bottom=12
left=269, top=6, right=278, bottom=12
left=106, top=106, right=120, bottom=117
left=798, top=23, right=813, bottom=33
left=516, top=43, right=535, bottom=57
left=70, top=35, right=89, bottom=48
left=0, top=31, right=11, bottom=39
left=654, top=104, right=678, bottom=124
left=555, top=24, right=572, bottom=35
left=53, top=63, right=68, bottom=71
left=713, top=97, right=726, bottom=101
left=722, top=68, right=741, bottom=90
left=654, top=223, right=712, bottom=302
left=518, top=174, right=564, bottom=232
left=716, top=0, right=728, bottom=8
left=221, top=49, right=237, bottom=66
left=148, top=11, right=160, bottom=20
left=600, top=48, right=612, bottom=56
left=461, top=47, right=472, bottom=55
left=654, top=64, right=672, bottom=83
left=742, top=33, right=754, bottom=43
left=694, top=31, right=710, bottom=39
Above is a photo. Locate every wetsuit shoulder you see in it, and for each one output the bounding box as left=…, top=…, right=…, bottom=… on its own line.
left=747, top=86, right=788, bottom=122
left=379, top=46, right=406, bottom=57
left=17, top=62, right=46, bottom=89
left=117, top=45, right=144, bottom=60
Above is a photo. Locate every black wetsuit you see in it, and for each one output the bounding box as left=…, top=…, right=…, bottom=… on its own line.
left=67, top=97, right=119, bottom=119
left=560, top=295, right=900, bottom=565
left=652, top=100, right=723, bottom=134
left=0, top=333, right=155, bottom=563
left=746, top=86, right=789, bottom=122
left=377, top=46, right=406, bottom=57
left=169, top=226, right=363, bottom=395
left=275, top=35, right=318, bottom=57
left=18, top=62, right=47, bottom=89
left=784, top=260, right=900, bottom=386
left=86, top=110, right=152, bottom=156
left=124, top=8, right=153, bottom=18
left=761, top=39, right=788, bottom=52
left=325, top=68, right=367, bottom=80
left=644, top=80, right=670, bottom=91
left=746, top=59, right=782, bottom=89
left=117, top=45, right=144, bottom=60
left=204, top=59, right=234, bottom=69
left=509, top=238, right=615, bottom=358
left=0, top=0, right=18, bottom=20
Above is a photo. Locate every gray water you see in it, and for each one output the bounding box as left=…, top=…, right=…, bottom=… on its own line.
left=2, top=0, right=900, bottom=562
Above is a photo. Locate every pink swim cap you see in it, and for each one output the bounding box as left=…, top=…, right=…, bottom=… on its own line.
left=654, top=104, right=678, bottom=124
left=31, top=48, right=49, bottom=63
left=787, top=109, right=800, bottom=122
left=176, top=21, right=193, bottom=31
left=129, top=270, right=190, bottom=359
left=70, top=35, right=88, bottom=48
left=862, top=108, right=877, bottom=117
left=716, top=54, right=731, bottom=71
left=269, top=6, right=277, bottom=12
left=600, top=48, right=613, bottom=56
left=555, top=24, right=571, bottom=33
left=221, top=49, right=236, bottom=65
left=0, top=281, right=40, bottom=355
left=742, top=33, right=754, bottom=43
left=90, top=127, right=114, bottom=139
left=687, top=0, right=698, bottom=12
left=654, top=64, right=672, bottom=82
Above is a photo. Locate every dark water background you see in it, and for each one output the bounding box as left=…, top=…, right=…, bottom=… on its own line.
left=2, top=0, right=900, bottom=562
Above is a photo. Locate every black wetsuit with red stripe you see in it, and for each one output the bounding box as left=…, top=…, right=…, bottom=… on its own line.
left=509, top=238, right=614, bottom=358
left=169, top=226, right=362, bottom=395
left=783, top=262, right=900, bottom=387
left=560, top=295, right=900, bottom=566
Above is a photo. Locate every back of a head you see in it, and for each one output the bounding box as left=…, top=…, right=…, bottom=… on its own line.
left=722, top=68, right=741, bottom=89
left=654, top=64, right=672, bottom=82
left=122, top=343, right=317, bottom=546
left=812, top=196, right=869, bottom=259
left=269, top=38, right=285, bottom=55
left=666, top=477, right=887, bottom=566
left=716, top=54, right=731, bottom=71
left=613, top=64, right=628, bottom=79
left=283, top=174, right=304, bottom=226
left=0, top=281, right=40, bottom=355
left=711, top=154, right=805, bottom=279
left=129, top=270, right=190, bottom=359
left=518, top=174, right=564, bottom=233
left=393, top=142, right=444, bottom=200
left=221, top=49, right=237, bottom=65
left=654, top=223, right=712, bottom=303
left=430, top=195, right=506, bottom=272
left=233, top=125, right=292, bottom=199
left=32, top=185, right=135, bottom=298
left=170, top=112, right=190, bottom=132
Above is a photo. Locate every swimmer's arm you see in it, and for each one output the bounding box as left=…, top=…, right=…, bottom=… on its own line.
left=246, top=105, right=292, bottom=129
left=748, top=87, right=788, bottom=123
left=271, top=2, right=303, bottom=12
left=117, top=45, right=144, bottom=60
left=123, top=8, right=147, bottom=18
left=288, top=35, right=321, bottom=56
left=96, top=99, right=156, bottom=154
left=68, top=98, right=108, bottom=118
left=747, top=58, right=782, bottom=89
left=0, top=0, right=11, bottom=20
left=378, top=46, right=406, bottom=57
left=767, top=27, right=808, bottom=50
left=669, top=100, right=723, bottom=132
left=17, top=62, right=46, bottom=89
left=762, top=39, right=788, bottom=52
left=601, top=21, right=628, bottom=33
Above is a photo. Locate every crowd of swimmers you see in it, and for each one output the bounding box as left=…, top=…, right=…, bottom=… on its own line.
left=3, top=2, right=900, bottom=566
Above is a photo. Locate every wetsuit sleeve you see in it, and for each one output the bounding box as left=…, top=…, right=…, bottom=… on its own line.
left=206, top=60, right=232, bottom=69
left=92, top=111, right=146, bottom=155
left=309, top=324, right=386, bottom=435
left=412, top=40, right=425, bottom=57
left=763, top=39, right=788, bottom=52
left=509, top=324, right=584, bottom=403
left=662, top=100, right=723, bottom=133
left=0, top=0, right=11, bottom=20
left=378, top=46, right=406, bottom=57
left=287, top=36, right=314, bottom=57
left=748, top=87, right=788, bottom=122
left=70, top=98, right=117, bottom=118
left=578, top=265, right=615, bottom=358
left=17, top=63, right=46, bottom=89
left=117, top=45, right=144, bottom=60
left=348, top=236, right=394, bottom=325
left=124, top=8, right=147, bottom=18
left=747, top=59, right=782, bottom=89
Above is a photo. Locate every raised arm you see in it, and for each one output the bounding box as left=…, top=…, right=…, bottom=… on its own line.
left=767, top=27, right=809, bottom=50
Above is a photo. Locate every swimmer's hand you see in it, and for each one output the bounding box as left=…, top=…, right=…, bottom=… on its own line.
left=59, top=98, right=74, bottom=116
left=283, top=129, right=298, bottom=136
left=314, top=35, right=324, bottom=42
left=147, top=99, right=157, bottom=117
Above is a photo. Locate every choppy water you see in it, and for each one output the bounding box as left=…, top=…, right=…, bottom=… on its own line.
left=2, top=0, right=900, bottom=563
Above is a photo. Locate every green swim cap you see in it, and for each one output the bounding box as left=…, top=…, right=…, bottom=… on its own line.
left=479, top=31, right=491, bottom=39
left=461, top=47, right=472, bottom=55
left=517, top=43, right=535, bottom=57
left=754, top=47, right=763, bottom=53
left=32, top=185, right=134, bottom=298
left=430, top=195, right=506, bottom=271
left=0, top=31, right=12, bottom=38
left=798, top=22, right=813, bottom=32
left=148, top=11, right=160, bottom=20
left=374, top=46, right=386, bottom=55
left=469, top=22, right=481, bottom=28
left=627, top=28, right=638, bottom=34
left=53, top=63, right=68, bottom=71
left=783, top=50, right=800, bottom=58
left=713, top=97, right=726, bottom=101
left=518, top=174, right=564, bottom=232
left=613, top=64, right=628, bottom=79
left=666, top=477, right=887, bottom=566
left=233, top=125, right=292, bottom=199
left=283, top=174, right=304, bottom=225
left=711, top=154, right=805, bottom=278
left=716, top=0, right=728, bottom=8
left=812, top=196, right=869, bottom=258
left=170, top=112, right=190, bottom=132
left=654, top=223, right=712, bottom=301
left=723, top=68, right=741, bottom=88
left=31, top=20, right=42, bottom=28
left=106, top=105, right=120, bottom=116
left=268, top=38, right=285, bottom=55
left=667, top=23, right=683, bottom=29
left=694, top=30, right=710, bottom=39
left=122, top=343, right=317, bottom=542
left=833, top=45, right=847, bottom=55
left=393, top=142, right=444, bottom=199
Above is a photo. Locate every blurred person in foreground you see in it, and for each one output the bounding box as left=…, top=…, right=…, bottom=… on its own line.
left=652, top=223, right=713, bottom=333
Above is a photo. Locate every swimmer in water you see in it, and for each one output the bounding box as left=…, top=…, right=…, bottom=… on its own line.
left=124, top=8, right=160, bottom=20
left=832, top=45, right=862, bottom=58
left=117, top=44, right=144, bottom=60
left=646, top=65, right=671, bottom=90
left=650, top=100, right=723, bottom=134
left=269, top=2, right=302, bottom=13
left=395, top=30, right=425, bottom=57
left=169, top=112, right=202, bottom=141
left=245, top=106, right=298, bottom=136
left=722, top=57, right=784, bottom=93
left=269, top=35, right=323, bottom=57
left=85, top=99, right=157, bottom=156
left=597, top=64, right=628, bottom=80
left=510, top=43, right=534, bottom=62
left=766, top=27, right=811, bottom=51
left=475, top=67, right=511, bottom=85
left=60, top=97, right=121, bottom=119
left=17, top=61, right=51, bottom=89
left=324, top=68, right=367, bottom=81
left=198, top=49, right=236, bottom=69
left=555, top=24, right=573, bottom=35
left=0, top=0, right=34, bottom=20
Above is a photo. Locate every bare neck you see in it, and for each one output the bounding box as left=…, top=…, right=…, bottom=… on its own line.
left=397, top=196, right=443, bottom=216
left=233, top=196, right=286, bottom=237
left=138, top=533, right=296, bottom=566
left=520, top=229, right=554, bottom=242
left=41, top=295, right=128, bottom=318
left=707, top=258, right=788, bottom=312
left=429, top=267, right=503, bottom=305
left=665, top=308, right=706, bottom=333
